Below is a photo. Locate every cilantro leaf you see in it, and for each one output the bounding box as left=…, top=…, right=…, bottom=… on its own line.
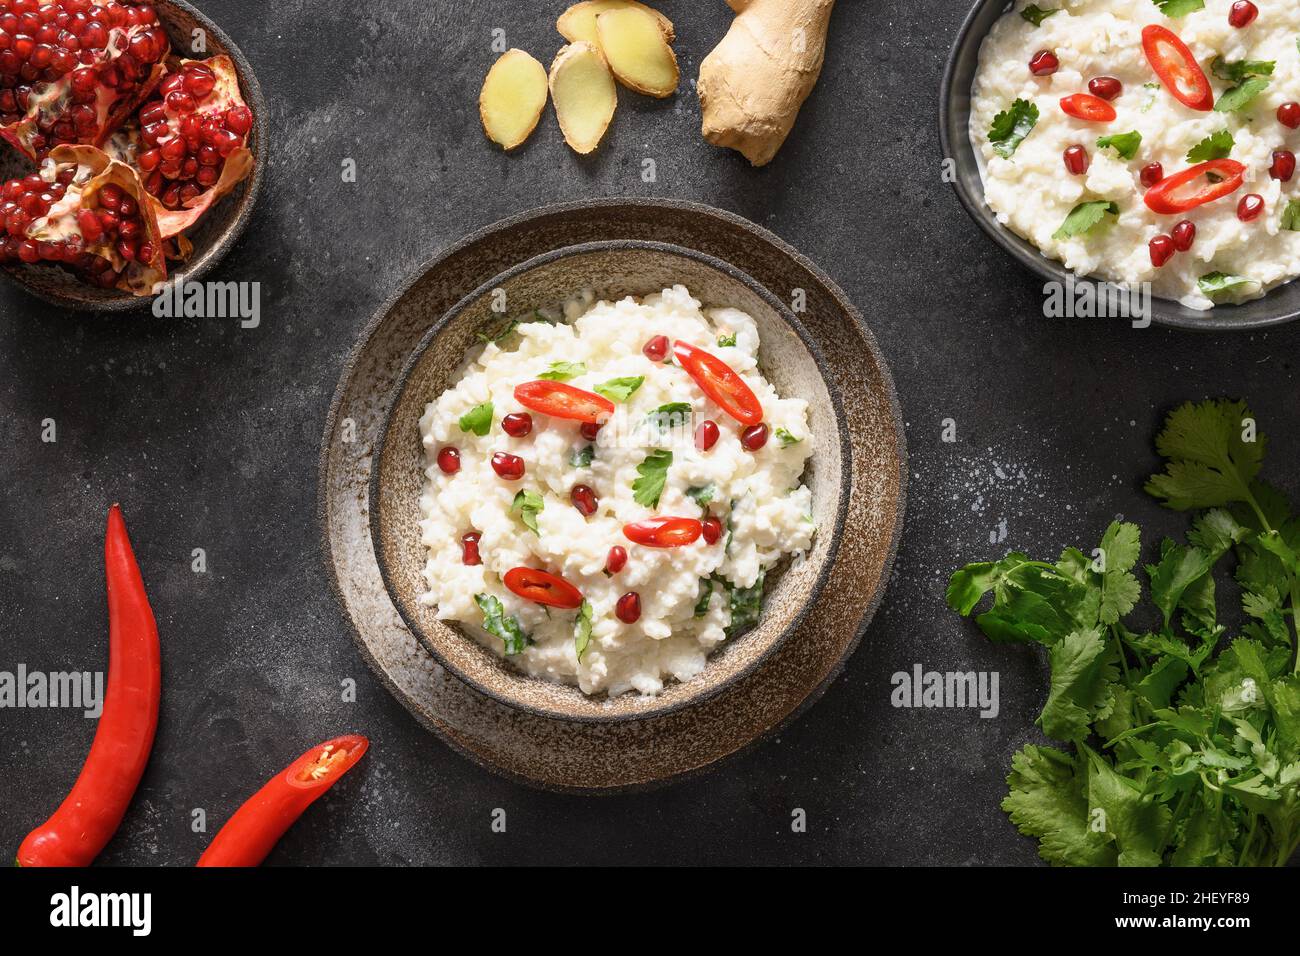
left=1144, top=400, right=1264, bottom=512
left=1096, top=130, right=1142, bottom=160
left=475, top=593, right=529, bottom=656
left=458, top=402, right=493, bottom=436
left=632, top=449, right=672, bottom=508
left=724, top=572, right=765, bottom=639
left=476, top=319, right=518, bottom=344
left=989, top=99, right=1039, bottom=159
left=1099, top=521, right=1142, bottom=624
left=1216, top=77, right=1270, bottom=113
left=1152, top=0, right=1204, bottom=14
left=574, top=599, right=593, bottom=660
left=694, top=578, right=714, bottom=617
left=1001, top=745, right=1117, bottom=866
left=686, top=484, right=716, bottom=508
left=1282, top=200, right=1300, bottom=232
left=1186, top=129, right=1234, bottom=163
left=716, top=332, right=737, bottom=347
left=537, top=360, right=586, bottom=381
left=569, top=444, right=594, bottom=468
left=594, top=376, right=643, bottom=403
left=775, top=427, right=803, bottom=447
left=1052, top=201, right=1119, bottom=240
left=1196, top=272, right=1256, bottom=300
left=1039, top=629, right=1119, bottom=740
left=647, top=402, right=692, bottom=429
left=511, top=489, right=544, bottom=534
left=1210, top=57, right=1275, bottom=84
left=1020, top=4, right=1058, bottom=26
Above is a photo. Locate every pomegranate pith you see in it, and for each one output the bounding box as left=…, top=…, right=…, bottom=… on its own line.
left=491, top=452, right=524, bottom=480
left=615, top=592, right=641, bottom=624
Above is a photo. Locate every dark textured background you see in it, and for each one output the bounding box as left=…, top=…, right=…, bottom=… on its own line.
left=1, top=0, right=1297, bottom=866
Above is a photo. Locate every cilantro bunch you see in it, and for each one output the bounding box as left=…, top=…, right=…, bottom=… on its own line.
left=947, top=400, right=1300, bottom=866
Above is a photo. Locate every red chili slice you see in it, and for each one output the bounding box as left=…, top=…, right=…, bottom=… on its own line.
left=672, top=341, right=763, bottom=426
left=1059, top=94, right=1118, bottom=123
left=1141, top=25, right=1214, bottom=112
left=197, top=735, right=369, bottom=867
left=1143, top=159, right=1247, bottom=214
left=503, top=567, right=584, bottom=609
left=17, top=505, right=161, bottom=868
left=623, top=517, right=705, bottom=548
left=514, top=381, right=614, bottom=425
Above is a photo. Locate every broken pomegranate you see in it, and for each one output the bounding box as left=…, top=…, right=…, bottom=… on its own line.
left=106, top=54, right=253, bottom=239
left=0, top=0, right=169, bottom=162
left=0, top=143, right=164, bottom=292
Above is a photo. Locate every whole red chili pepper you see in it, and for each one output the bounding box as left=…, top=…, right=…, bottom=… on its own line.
left=196, top=735, right=369, bottom=867
left=16, top=505, right=161, bottom=867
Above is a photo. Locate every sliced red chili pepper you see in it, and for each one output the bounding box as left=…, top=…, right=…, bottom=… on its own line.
left=514, top=381, right=614, bottom=425
left=1141, top=25, right=1213, bottom=112
left=1143, top=159, right=1247, bottom=214
left=672, top=341, right=763, bottom=426
left=196, top=735, right=369, bottom=867
left=17, top=505, right=161, bottom=868
left=1059, top=93, right=1117, bottom=123
left=503, top=567, right=584, bottom=609
left=623, top=517, right=705, bottom=548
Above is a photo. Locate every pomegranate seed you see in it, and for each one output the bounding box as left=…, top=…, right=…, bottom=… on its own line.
left=1063, top=145, right=1090, bottom=176
left=461, top=532, right=482, bottom=566
left=1088, top=76, right=1122, bottom=100
left=642, top=334, right=669, bottom=361
left=1149, top=235, right=1176, bottom=268
left=138, top=148, right=161, bottom=171
left=740, top=423, right=769, bottom=451
left=501, top=412, right=532, bottom=437
left=491, top=452, right=525, bottom=480
left=1270, top=149, right=1296, bottom=182
left=702, top=517, right=723, bottom=545
left=165, top=89, right=195, bottom=114
left=1172, top=220, right=1196, bottom=252
left=1237, top=194, right=1265, bottom=221
left=605, top=546, right=627, bottom=575
left=436, top=446, right=461, bottom=475
left=1029, top=50, right=1059, bottom=76
left=695, top=419, right=719, bottom=451
left=615, top=592, right=642, bottom=624
left=571, top=484, right=598, bottom=517
left=97, top=182, right=122, bottom=210
left=1228, top=1, right=1258, bottom=28
left=580, top=422, right=601, bottom=442
left=224, top=105, right=253, bottom=136
left=76, top=207, right=101, bottom=241
left=1140, top=163, right=1164, bottom=189
left=1279, top=102, right=1300, bottom=129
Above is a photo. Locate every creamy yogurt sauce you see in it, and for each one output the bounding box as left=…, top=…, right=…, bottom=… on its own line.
left=417, top=285, right=815, bottom=697
left=971, top=0, right=1300, bottom=310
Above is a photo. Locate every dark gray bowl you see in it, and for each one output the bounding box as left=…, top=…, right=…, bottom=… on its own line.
left=369, top=240, right=851, bottom=723
left=0, top=0, right=267, bottom=312
left=940, top=0, right=1300, bottom=332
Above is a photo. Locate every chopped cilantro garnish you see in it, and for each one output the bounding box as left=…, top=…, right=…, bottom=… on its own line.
left=989, top=99, right=1039, bottom=159
left=1052, top=201, right=1119, bottom=240
left=632, top=449, right=672, bottom=508
left=458, top=402, right=493, bottom=436
left=594, top=376, right=644, bottom=403
left=475, top=593, right=529, bottom=656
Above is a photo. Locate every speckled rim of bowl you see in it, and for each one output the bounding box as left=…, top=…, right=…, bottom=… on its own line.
left=368, top=239, right=852, bottom=724
left=0, top=0, right=268, bottom=312
left=939, top=0, right=1300, bottom=332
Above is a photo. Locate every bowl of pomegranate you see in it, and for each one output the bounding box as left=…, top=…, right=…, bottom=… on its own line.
left=0, top=0, right=265, bottom=310
left=942, top=0, right=1300, bottom=330
left=369, top=241, right=850, bottom=722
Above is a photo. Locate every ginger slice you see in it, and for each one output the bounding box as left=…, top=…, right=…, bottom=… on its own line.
left=595, top=6, right=679, bottom=98
left=557, top=1, right=674, bottom=45
left=479, top=49, right=549, bottom=150
left=698, top=0, right=837, bottom=167
left=550, top=42, right=618, bottom=154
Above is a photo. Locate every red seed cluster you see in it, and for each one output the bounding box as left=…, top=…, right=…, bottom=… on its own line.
left=133, top=60, right=252, bottom=209
left=0, top=0, right=168, bottom=159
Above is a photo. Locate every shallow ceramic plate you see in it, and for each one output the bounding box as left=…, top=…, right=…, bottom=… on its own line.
left=0, top=0, right=268, bottom=311
left=939, top=0, right=1300, bottom=332
left=319, top=199, right=907, bottom=791
left=370, top=241, right=849, bottom=722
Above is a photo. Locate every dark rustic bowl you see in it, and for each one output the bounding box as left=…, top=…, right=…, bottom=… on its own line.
left=370, top=241, right=850, bottom=723
left=0, top=0, right=267, bottom=312
left=940, top=0, right=1300, bottom=332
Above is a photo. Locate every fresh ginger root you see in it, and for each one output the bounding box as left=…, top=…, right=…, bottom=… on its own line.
left=557, top=0, right=673, bottom=45
left=550, top=42, right=618, bottom=154
left=698, top=0, right=836, bottom=166
left=479, top=49, right=549, bottom=150
left=596, top=6, right=679, bottom=98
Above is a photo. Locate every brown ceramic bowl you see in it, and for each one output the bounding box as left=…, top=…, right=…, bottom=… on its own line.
left=369, top=241, right=851, bottom=723
left=0, top=0, right=267, bottom=311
